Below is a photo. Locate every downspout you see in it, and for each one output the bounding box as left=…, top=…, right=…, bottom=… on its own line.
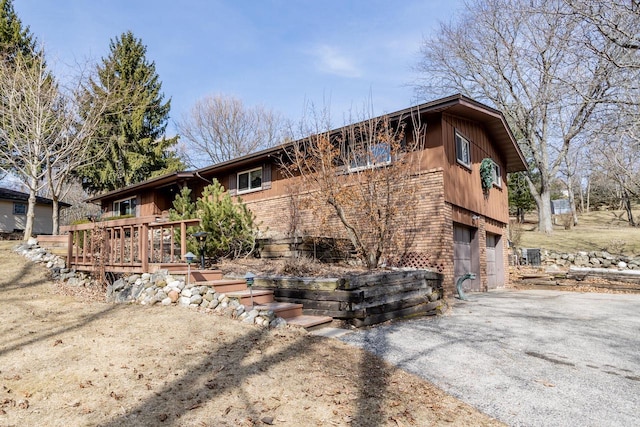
left=194, top=171, right=212, bottom=184
left=456, top=273, right=476, bottom=301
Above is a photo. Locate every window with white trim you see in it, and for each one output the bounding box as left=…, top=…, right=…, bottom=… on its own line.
left=113, top=197, right=136, bottom=216
left=237, top=167, right=262, bottom=193
left=490, top=161, right=502, bottom=187
left=13, top=202, right=26, bottom=215
left=455, top=131, right=471, bottom=168
left=348, top=141, right=392, bottom=171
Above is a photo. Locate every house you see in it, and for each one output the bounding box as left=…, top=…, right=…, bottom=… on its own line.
left=0, top=187, right=70, bottom=236
left=85, top=94, right=528, bottom=294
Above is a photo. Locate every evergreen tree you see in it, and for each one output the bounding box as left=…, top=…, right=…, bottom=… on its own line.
left=168, top=181, right=259, bottom=261
left=78, top=31, right=183, bottom=193
left=0, top=0, right=36, bottom=62
left=508, top=172, right=536, bottom=223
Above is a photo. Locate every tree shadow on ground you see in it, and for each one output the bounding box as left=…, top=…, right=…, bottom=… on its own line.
left=0, top=303, right=120, bottom=358
left=96, top=323, right=399, bottom=426
left=0, top=260, right=50, bottom=293
left=98, top=327, right=309, bottom=426
left=353, top=331, right=390, bottom=426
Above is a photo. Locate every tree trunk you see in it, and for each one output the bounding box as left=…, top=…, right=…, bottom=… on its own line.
left=586, top=178, right=591, bottom=213
left=24, top=184, right=37, bottom=240
left=622, top=190, right=636, bottom=226
left=526, top=172, right=554, bottom=234
left=52, top=197, right=60, bottom=235
left=537, top=192, right=554, bottom=234
left=567, top=179, right=578, bottom=226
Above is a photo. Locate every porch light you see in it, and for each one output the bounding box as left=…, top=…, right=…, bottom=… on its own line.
left=244, top=271, right=255, bottom=287
left=184, top=251, right=196, bottom=288
left=244, top=272, right=255, bottom=307
left=183, top=252, right=196, bottom=264
left=192, top=231, right=209, bottom=269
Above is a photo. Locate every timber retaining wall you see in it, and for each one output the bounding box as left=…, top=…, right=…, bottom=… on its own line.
left=255, top=269, right=444, bottom=327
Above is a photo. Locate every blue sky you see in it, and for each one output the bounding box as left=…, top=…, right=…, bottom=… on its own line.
left=14, top=0, right=463, bottom=134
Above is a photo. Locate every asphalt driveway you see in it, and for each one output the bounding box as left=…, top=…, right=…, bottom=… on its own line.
left=339, top=289, right=640, bottom=427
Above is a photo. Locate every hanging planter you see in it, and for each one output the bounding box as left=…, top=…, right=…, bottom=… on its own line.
left=480, top=158, right=494, bottom=192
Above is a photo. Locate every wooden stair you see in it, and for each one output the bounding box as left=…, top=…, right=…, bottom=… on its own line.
left=225, top=289, right=275, bottom=306
left=184, top=270, right=332, bottom=330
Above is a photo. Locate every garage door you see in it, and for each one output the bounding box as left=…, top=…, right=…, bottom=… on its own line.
left=486, top=233, right=504, bottom=289
left=453, top=225, right=480, bottom=291
left=486, top=233, right=497, bottom=289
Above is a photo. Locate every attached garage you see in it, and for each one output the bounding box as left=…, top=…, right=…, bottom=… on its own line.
left=486, top=233, right=504, bottom=289
left=453, top=224, right=480, bottom=291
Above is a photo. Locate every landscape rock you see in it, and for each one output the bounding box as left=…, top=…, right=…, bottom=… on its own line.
left=12, top=240, right=317, bottom=331
left=168, top=290, right=180, bottom=303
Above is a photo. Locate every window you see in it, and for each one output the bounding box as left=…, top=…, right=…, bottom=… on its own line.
left=348, top=142, right=391, bottom=170
left=113, top=197, right=136, bottom=216
left=13, top=203, right=26, bottom=215
left=455, top=131, right=471, bottom=168
left=490, top=161, right=502, bottom=187
left=237, top=167, right=262, bottom=193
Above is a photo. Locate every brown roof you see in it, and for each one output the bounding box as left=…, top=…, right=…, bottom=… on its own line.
left=0, top=187, right=72, bottom=207
left=86, top=171, right=196, bottom=203
left=88, top=94, right=528, bottom=202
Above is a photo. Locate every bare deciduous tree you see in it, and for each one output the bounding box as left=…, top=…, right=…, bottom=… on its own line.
left=282, top=105, right=425, bottom=269
left=416, top=0, right=621, bottom=233
left=567, top=0, right=640, bottom=59
left=0, top=52, right=54, bottom=239
left=175, top=94, right=285, bottom=168
left=590, top=105, right=640, bottom=225
left=44, top=68, right=110, bottom=233
left=0, top=51, right=108, bottom=237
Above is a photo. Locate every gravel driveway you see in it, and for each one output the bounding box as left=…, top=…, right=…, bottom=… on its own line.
left=340, top=289, right=640, bottom=427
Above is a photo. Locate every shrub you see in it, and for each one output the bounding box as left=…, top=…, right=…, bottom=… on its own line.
left=169, top=181, right=259, bottom=261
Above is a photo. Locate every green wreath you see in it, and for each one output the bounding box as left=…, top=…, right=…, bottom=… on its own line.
left=480, top=158, right=494, bottom=191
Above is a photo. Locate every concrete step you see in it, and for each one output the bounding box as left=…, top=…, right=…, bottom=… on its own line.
left=286, top=314, right=333, bottom=330
left=253, top=301, right=303, bottom=319
left=226, top=289, right=274, bottom=306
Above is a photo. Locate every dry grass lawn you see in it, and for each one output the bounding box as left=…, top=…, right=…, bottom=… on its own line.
left=0, top=241, right=502, bottom=427
left=517, top=208, right=640, bottom=255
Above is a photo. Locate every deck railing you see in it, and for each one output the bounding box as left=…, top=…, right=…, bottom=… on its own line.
left=60, top=216, right=201, bottom=273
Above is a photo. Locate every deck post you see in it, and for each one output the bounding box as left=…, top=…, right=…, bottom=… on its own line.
left=141, top=223, right=149, bottom=272
left=67, top=230, right=73, bottom=266
left=180, top=222, right=187, bottom=259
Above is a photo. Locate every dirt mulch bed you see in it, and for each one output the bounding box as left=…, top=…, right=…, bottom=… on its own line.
left=0, top=243, right=502, bottom=426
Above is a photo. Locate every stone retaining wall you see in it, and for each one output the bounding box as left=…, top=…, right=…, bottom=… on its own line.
left=13, top=239, right=286, bottom=329
left=542, top=250, right=640, bottom=270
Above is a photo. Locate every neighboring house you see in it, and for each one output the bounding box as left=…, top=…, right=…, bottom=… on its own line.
left=0, top=187, right=70, bottom=236
left=88, top=94, right=527, bottom=293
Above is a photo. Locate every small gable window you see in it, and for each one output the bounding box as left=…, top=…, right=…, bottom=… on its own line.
left=237, top=167, right=262, bottom=193
left=13, top=202, right=26, bottom=215
left=455, top=131, right=471, bottom=168
left=113, top=197, right=136, bottom=216
left=491, top=161, right=502, bottom=187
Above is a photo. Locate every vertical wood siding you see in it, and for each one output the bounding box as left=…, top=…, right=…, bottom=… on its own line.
left=441, top=113, right=509, bottom=223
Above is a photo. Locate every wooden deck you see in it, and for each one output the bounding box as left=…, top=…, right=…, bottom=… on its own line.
left=59, top=217, right=201, bottom=274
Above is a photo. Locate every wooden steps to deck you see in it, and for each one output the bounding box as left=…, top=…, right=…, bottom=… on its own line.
left=226, top=289, right=276, bottom=306
left=184, top=270, right=332, bottom=331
